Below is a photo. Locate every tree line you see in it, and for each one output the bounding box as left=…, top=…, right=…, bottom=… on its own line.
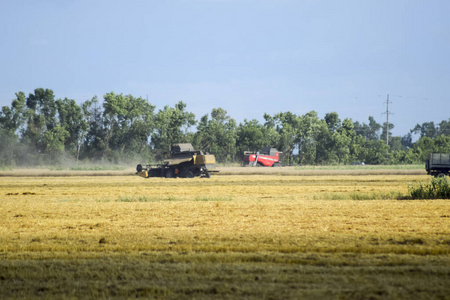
left=1, top=88, right=449, bottom=167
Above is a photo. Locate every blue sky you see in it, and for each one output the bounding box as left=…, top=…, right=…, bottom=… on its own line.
left=1, top=0, right=449, bottom=137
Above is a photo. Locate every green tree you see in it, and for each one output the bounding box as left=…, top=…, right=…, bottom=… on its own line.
left=266, top=112, right=300, bottom=164
left=56, top=98, right=89, bottom=161
left=317, top=116, right=357, bottom=165
left=335, top=118, right=356, bottom=164
left=353, top=116, right=381, bottom=141
left=314, top=121, right=334, bottom=164
left=403, top=148, right=421, bottom=164
left=367, top=140, right=390, bottom=164
left=21, top=88, right=58, bottom=163
left=434, top=134, right=450, bottom=153
left=412, top=136, right=435, bottom=162
left=25, top=88, right=57, bottom=130
left=151, top=101, right=196, bottom=156
left=102, top=92, right=156, bottom=161
left=324, top=112, right=341, bottom=132
left=83, top=96, right=107, bottom=160
left=236, top=119, right=266, bottom=155
left=412, top=122, right=438, bottom=139
left=193, top=108, right=237, bottom=163
left=389, top=136, right=404, bottom=152
left=0, top=91, right=27, bottom=133
left=297, top=111, right=323, bottom=165
left=349, top=134, right=368, bottom=163
left=42, top=125, right=70, bottom=163
left=0, top=92, right=27, bottom=167
left=261, top=115, right=281, bottom=154
left=438, top=119, right=450, bottom=136
left=0, top=129, right=17, bottom=167
left=401, top=133, right=414, bottom=149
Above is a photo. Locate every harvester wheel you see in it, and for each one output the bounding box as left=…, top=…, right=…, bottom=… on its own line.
left=203, top=171, right=211, bottom=178
left=165, top=168, right=174, bottom=178
left=136, top=164, right=143, bottom=172
left=185, top=170, right=194, bottom=178
left=272, top=162, right=281, bottom=167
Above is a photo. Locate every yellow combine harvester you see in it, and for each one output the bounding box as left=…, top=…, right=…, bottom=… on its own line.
left=136, top=143, right=217, bottom=178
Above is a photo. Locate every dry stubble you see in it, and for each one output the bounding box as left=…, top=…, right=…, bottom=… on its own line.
left=0, top=172, right=449, bottom=299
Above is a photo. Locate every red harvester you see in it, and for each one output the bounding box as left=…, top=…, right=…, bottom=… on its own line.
left=243, top=147, right=282, bottom=167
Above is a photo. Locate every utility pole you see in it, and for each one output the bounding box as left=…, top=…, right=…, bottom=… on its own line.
left=383, top=94, right=392, bottom=147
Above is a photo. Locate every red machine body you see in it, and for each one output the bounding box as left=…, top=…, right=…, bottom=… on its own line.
left=243, top=147, right=282, bottom=167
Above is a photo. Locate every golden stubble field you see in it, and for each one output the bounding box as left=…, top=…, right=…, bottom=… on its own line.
left=0, top=168, right=449, bottom=299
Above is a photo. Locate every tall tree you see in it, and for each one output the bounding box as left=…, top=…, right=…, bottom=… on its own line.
left=412, top=122, right=437, bottom=139
left=268, top=112, right=300, bottom=164
left=324, top=112, right=341, bottom=132
left=438, top=119, right=450, bottom=136
left=56, top=98, right=87, bottom=159
left=297, top=111, right=322, bottom=165
left=102, top=92, right=155, bottom=159
left=353, top=116, right=381, bottom=141
left=317, top=116, right=356, bottom=165
left=367, top=140, right=390, bottom=164
left=193, top=108, right=237, bottom=163
left=0, top=91, right=27, bottom=134
left=334, top=118, right=355, bottom=164
left=25, top=88, right=57, bottom=130
left=236, top=119, right=267, bottom=155
left=83, top=96, right=107, bottom=160
left=412, top=137, right=435, bottom=162
left=41, top=125, right=70, bottom=163
left=0, top=93, right=27, bottom=166
left=151, top=101, right=196, bottom=156
left=401, top=133, right=414, bottom=149
left=21, top=88, right=58, bottom=161
left=433, top=134, right=450, bottom=154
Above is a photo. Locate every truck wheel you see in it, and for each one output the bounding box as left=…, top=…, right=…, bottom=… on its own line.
left=437, top=173, right=446, bottom=178
left=203, top=171, right=211, bottom=178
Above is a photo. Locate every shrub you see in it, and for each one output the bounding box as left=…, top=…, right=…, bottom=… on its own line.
left=409, top=177, right=450, bottom=199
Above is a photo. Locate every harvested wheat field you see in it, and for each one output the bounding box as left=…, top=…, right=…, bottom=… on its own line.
left=0, top=168, right=449, bottom=299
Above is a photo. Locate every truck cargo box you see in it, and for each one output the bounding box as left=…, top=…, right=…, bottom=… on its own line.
left=426, top=153, right=450, bottom=177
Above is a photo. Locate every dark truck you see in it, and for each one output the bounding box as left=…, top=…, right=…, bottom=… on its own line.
left=426, top=153, right=450, bottom=177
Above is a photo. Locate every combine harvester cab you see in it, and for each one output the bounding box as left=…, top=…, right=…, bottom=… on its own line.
left=136, top=143, right=217, bottom=178
left=243, top=147, right=282, bottom=167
